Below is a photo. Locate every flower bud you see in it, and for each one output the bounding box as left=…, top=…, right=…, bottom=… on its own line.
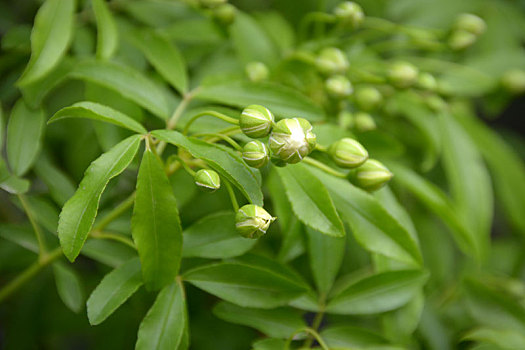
left=240, top=105, right=274, bottom=138
left=350, top=159, right=393, bottom=192
left=242, top=140, right=270, bottom=168
left=354, top=112, right=376, bottom=132
left=329, top=138, right=368, bottom=168
left=455, top=13, right=486, bottom=36
left=235, top=204, right=275, bottom=239
left=425, top=95, right=447, bottom=112
left=245, top=61, right=269, bottom=82
left=199, top=0, right=227, bottom=8
left=212, top=3, right=236, bottom=24
left=315, top=47, right=349, bottom=75
left=448, top=30, right=477, bottom=50
left=501, top=69, right=525, bottom=94
left=355, top=87, right=382, bottom=111
left=325, top=75, right=353, bottom=98
left=334, top=1, right=364, bottom=28
left=194, top=169, right=221, bottom=192
left=388, top=62, right=419, bottom=88
left=269, top=118, right=316, bottom=164
left=417, top=72, right=437, bottom=91
left=338, top=110, right=354, bottom=129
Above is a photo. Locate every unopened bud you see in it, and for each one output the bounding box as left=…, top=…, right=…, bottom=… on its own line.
left=501, top=69, right=525, bottom=94
left=245, top=61, right=269, bottom=82
left=334, top=1, right=364, bottom=28
left=194, top=169, right=221, bottom=192
left=325, top=75, right=353, bottom=98
left=240, top=105, right=274, bottom=138
left=355, top=87, right=382, bottom=111
left=329, top=138, right=368, bottom=169
left=338, top=111, right=354, bottom=129
left=448, top=30, right=477, bottom=50
left=350, top=159, right=393, bottom=192
left=316, top=47, right=349, bottom=75
left=354, top=112, right=376, bottom=132
left=269, top=118, right=316, bottom=164
left=425, top=95, right=447, bottom=112
left=242, top=140, right=270, bottom=168
left=213, top=3, right=236, bottom=24
left=417, top=72, right=437, bottom=91
left=388, top=62, right=419, bottom=88
left=235, top=204, right=275, bottom=239
left=455, top=13, right=486, bottom=36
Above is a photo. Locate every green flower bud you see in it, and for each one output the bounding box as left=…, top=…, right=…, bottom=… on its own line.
left=329, top=138, right=368, bottom=169
left=338, top=110, right=354, bottom=129
left=354, top=112, right=376, bottom=132
left=334, top=1, right=364, bottom=28
left=388, top=62, right=419, bottom=88
left=194, top=169, right=221, bottom=192
left=448, top=30, right=477, bottom=50
left=235, top=204, right=275, bottom=239
left=315, top=47, right=349, bottom=75
left=417, top=72, right=437, bottom=91
left=245, top=61, right=269, bottom=82
left=269, top=118, right=316, bottom=164
left=355, top=87, right=382, bottom=111
left=212, top=3, right=236, bottom=24
left=325, top=75, right=353, bottom=98
left=242, top=140, right=270, bottom=168
left=501, top=69, right=525, bottom=94
left=240, top=105, right=274, bottom=138
left=425, top=95, right=447, bottom=112
left=455, top=13, right=486, bottom=36
left=351, top=159, right=393, bottom=192
left=199, top=0, right=227, bottom=8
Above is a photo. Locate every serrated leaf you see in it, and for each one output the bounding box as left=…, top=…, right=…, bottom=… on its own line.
left=6, top=99, right=45, bottom=176
left=136, top=280, right=187, bottom=350
left=327, top=270, right=428, bottom=315
left=213, top=301, right=305, bottom=339
left=58, top=135, right=141, bottom=261
left=92, top=0, right=118, bottom=60
left=53, top=262, right=84, bottom=313
left=69, top=60, right=171, bottom=119
left=131, top=29, right=187, bottom=94
left=184, top=255, right=308, bottom=308
left=276, top=164, right=344, bottom=237
left=195, top=80, right=324, bottom=122
left=86, top=257, right=143, bottom=325
left=152, top=130, right=263, bottom=206
left=17, top=0, right=75, bottom=85
left=311, top=166, right=423, bottom=266
left=49, top=101, right=147, bottom=134
left=183, top=211, right=256, bottom=259
left=132, top=148, right=182, bottom=291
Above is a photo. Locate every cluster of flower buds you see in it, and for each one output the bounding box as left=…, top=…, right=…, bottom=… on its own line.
left=198, top=0, right=236, bottom=25
left=235, top=204, right=276, bottom=239
left=448, top=13, right=486, bottom=50
left=314, top=47, right=353, bottom=100
left=333, top=1, right=364, bottom=28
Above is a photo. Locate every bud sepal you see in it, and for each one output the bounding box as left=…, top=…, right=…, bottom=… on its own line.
left=194, top=169, right=221, bottom=192
left=349, top=159, right=393, bottom=192
left=240, top=105, right=275, bottom=138
left=242, top=140, right=270, bottom=168
left=235, top=204, right=276, bottom=239
left=329, top=138, right=368, bottom=168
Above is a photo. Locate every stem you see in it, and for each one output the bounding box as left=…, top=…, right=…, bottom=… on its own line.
left=299, top=12, right=336, bottom=41
left=285, top=328, right=328, bottom=350
left=224, top=181, right=239, bottom=211
left=90, top=231, right=136, bottom=250
left=17, top=194, right=47, bottom=257
left=193, top=132, right=243, bottom=151
left=303, top=157, right=347, bottom=178
left=93, top=192, right=136, bottom=231
left=303, top=311, right=325, bottom=348
left=0, top=247, right=62, bottom=303
left=183, top=111, right=239, bottom=135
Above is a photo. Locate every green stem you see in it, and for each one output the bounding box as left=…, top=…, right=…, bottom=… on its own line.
left=285, top=327, right=328, bottom=350
left=17, top=194, right=47, bottom=257
left=299, top=12, right=336, bottom=41
left=0, top=247, right=62, bottom=303
left=182, top=110, right=239, bottom=135
left=90, top=231, right=136, bottom=250
left=224, top=181, right=239, bottom=211
left=303, top=157, right=347, bottom=178
left=193, top=132, right=243, bottom=151
left=303, top=311, right=325, bottom=348
left=93, top=192, right=136, bottom=232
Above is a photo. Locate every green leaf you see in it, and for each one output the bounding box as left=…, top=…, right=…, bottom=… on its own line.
left=321, top=326, right=388, bottom=348
left=6, top=99, right=46, bottom=176
left=252, top=338, right=286, bottom=350
left=327, top=270, right=428, bottom=315
left=0, top=162, right=30, bottom=195
left=311, top=166, right=423, bottom=266
left=213, top=301, right=305, bottom=339
left=276, top=164, right=344, bottom=237
left=49, top=101, right=147, bottom=134
left=81, top=239, right=137, bottom=268
left=86, top=257, right=143, bottom=325
left=69, top=60, right=171, bottom=120
left=0, top=106, right=4, bottom=152
left=132, top=148, right=182, bottom=291
left=161, top=18, right=223, bottom=44
left=58, top=135, right=141, bottom=261
left=229, top=12, right=279, bottom=66
left=195, top=80, right=325, bottom=122
left=131, top=29, right=188, bottom=94
left=136, top=281, right=187, bottom=350
left=92, top=0, right=118, bottom=60
left=34, top=155, right=76, bottom=206
left=152, top=130, right=263, bottom=206
left=463, top=327, right=525, bottom=350
left=53, top=262, right=84, bottom=313
left=184, top=255, right=308, bottom=308
left=183, top=211, right=256, bottom=259
left=0, top=224, right=39, bottom=253
left=17, top=0, right=75, bottom=85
